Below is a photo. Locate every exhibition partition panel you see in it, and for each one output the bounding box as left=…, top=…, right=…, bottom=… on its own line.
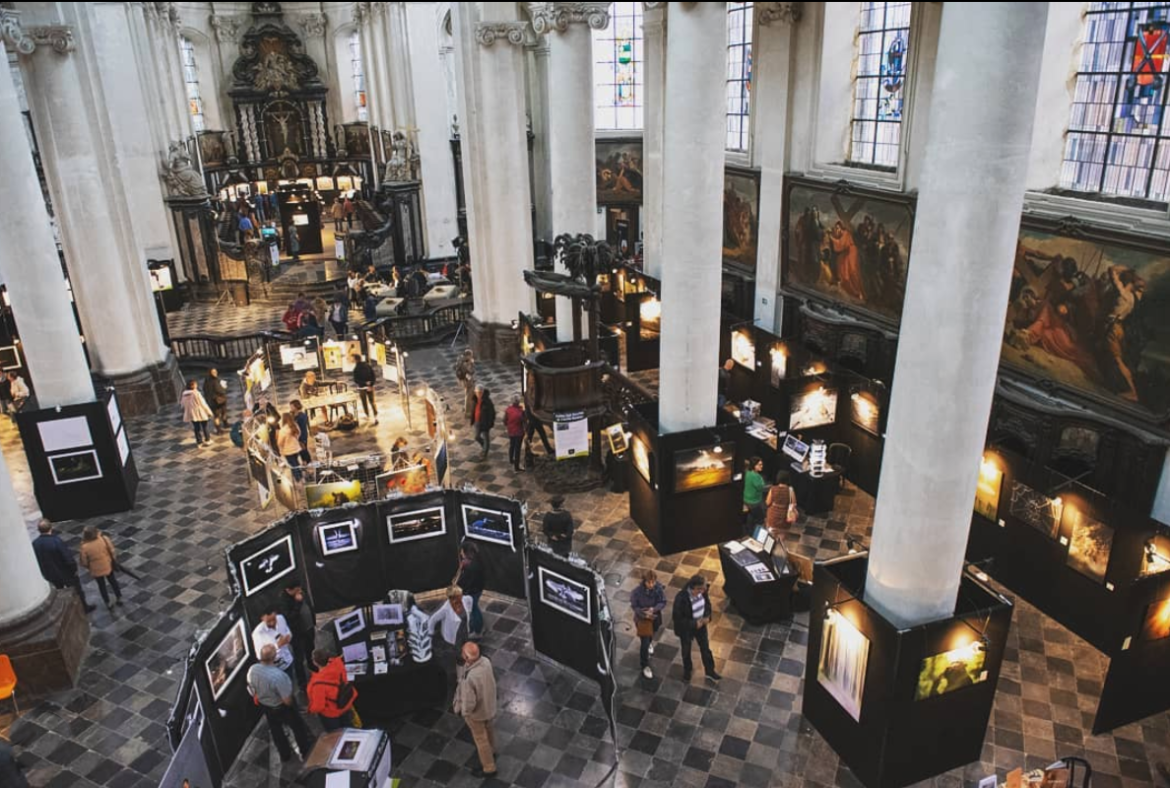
left=225, top=514, right=308, bottom=632
left=1093, top=571, right=1170, bottom=733
left=379, top=491, right=461, bottom=593
left=459, top=490, right=528, bottom=599
left=300, top=504, right=387, bottom=612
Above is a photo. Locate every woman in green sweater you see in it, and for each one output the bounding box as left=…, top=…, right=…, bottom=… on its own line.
left=743, top=456, right=767, bottom=533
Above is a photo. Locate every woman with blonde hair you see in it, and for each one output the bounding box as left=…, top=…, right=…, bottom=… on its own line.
left=277, top=412, right=305, bottom=480
left=79, top=525, right=122, bottom=610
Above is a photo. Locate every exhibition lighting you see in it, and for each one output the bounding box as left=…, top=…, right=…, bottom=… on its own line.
left=979, top=457, right=998, bottom=480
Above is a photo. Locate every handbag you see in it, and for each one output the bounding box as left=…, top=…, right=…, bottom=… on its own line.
left=635, top=617, right=654, bottom=638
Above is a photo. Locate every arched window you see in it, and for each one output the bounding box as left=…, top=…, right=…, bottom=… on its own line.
left=350, top=30, right=369, bottom=122
left=1061, top=3, right=1170, bottom=203
left=849, top=2, right=910, bottom=169
left=727, top=3, right=753, bottom=152
left=180, top=36, right=205, bottom=132
left=593, top=2, right=643, bottom=131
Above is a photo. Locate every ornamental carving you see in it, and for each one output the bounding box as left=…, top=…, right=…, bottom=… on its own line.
left=1, top=10, right=75, bottom=55
left=529, top=3, right=610, bottom=35
left=161, top=141, right=210, bottom=199
left=296, top=13, right=327, bottom=39
left=210, top=14, right=243, bottom=44
left=228, top=15, right=325, bottom=98
left=475, top=22, right=527, bottom=47
left=154, top=2, right=181, bottom=33
left=757, top=2, right=803, bottom=25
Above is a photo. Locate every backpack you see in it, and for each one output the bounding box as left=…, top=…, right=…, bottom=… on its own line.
left=335, top=677, right=356, bottom=709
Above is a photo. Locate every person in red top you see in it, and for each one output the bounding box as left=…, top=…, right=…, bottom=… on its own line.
left=503, top=394, right=525, bottom=472
left=306, top=649, right=358, bottom=731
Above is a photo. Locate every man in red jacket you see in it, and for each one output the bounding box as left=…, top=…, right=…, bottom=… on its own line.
left=503, top=394, right=525, bottom=472
left=306, top=649, right=358, bottom=731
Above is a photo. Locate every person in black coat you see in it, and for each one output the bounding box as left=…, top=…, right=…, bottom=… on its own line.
left=203, top=368, right=229, bottom=434
left=542, top=495, right=573, bottom=558
left=31, top=520, right=95, bottom=613
left=282, top=583, right=316, bottom=687
left=671, top=575, right=720, bottom=682
left=351, top=354, right=379, bottom=425
left=454, top=541, right=486, bottom=641
left=473, top=387, right=496, bottom=461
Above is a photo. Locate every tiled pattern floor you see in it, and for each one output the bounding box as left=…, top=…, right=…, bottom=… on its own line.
left=1, top=303, right=1168, bottom=788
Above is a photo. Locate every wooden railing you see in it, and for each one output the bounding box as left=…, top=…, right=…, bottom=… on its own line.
left=168, top=331, right=291, bottom=365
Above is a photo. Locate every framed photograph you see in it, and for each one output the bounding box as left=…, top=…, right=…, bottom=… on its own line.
left=731, top=329, right=756, bottom=370
left=239, top=534, right=296, bottom=597
left=328, top=728, right=380, bottom=771
left=631, top=437, right=651, bottom=484
left=318, top=519, right=360, bottom=557
left=1008, top=481, right=1060, bottom=540
left=606, top=424, right=628, bottom=455
left=790, top=388, right=838, bottom=431
left=435, top=441, right=448, bottom=485
left=638, top=297, right=660, bottom=340
left=973, top=461, right=1003, bottom=522
left=538, top=566, right=592, bottom=624
left=0, top=345, right=19, bottom=370
left=149, top=266, right=174, bottom=293
left=376, top=465, right=430, bottom=497
left=272, top=465, right=298, bottom=511
left=387, top=506, right=446, bottom=544
left=1064, top=509, right=1114, bottom=584
left=461, top=504, right=514, bottom=548
left=321, top=342, right=344, bottom=371
left=673, top=443, right=736, bottom=493
left=769, top=347, right=786, bottom=388
left=305, top=479, right=363, bottom=508
left=205, top=618, right=249, bottom=701
left=849, top=392, right=881, bottom=437
left=49, top=449, right=103, bottom=485
left=38, top=417, right=93, bottom=453
left=1139, top=597, right=1170, bottom=641
left=723, top=167, right=760, bottom=272
left=817, top=610, right=870, bottom=722
left=372, top=603, right=404, bottom=626
left=333, top=608, right=367, bottom=641
left=595, top=138, right=643, bottom=204
left=915, top=643, right=988, bottom=701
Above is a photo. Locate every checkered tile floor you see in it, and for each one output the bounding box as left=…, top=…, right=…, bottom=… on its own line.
left=1, top=303, right=1168, bottom=788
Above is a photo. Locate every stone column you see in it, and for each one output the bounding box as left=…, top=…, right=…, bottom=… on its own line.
left=866, top=2, right=1048, bottom=627
left=640, top=2, right=666, bottom=280
left=451, top=2, right=535, bottom=361
left=385, top=2, right=417, bottom=131
left=658, top=2, right=727, bottom=432
left=532, top=3, right=609, bottom=341
left=367, top=3, right=395, bottom=130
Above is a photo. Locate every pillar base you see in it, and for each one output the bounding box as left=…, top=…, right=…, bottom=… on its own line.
left=0, top=590, right=90, bottom=698
left=92, top=352, right=184, bottom=417
left=467, top=316, right=520, bottom=364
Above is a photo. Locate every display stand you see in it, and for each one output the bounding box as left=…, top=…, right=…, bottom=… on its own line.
left=718, top=539, right=796, bottom=625
left=302, top=729, right=392, bottom=788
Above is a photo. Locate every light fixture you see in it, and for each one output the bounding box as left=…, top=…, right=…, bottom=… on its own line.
left=713, top=444, right=723, bottom=454
left=979, top=456, right=998, bottom=480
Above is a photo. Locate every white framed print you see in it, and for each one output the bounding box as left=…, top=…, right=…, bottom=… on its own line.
left=334, top=608, right=367, bottom=641
left=461, top=504, right=514, bottom=549
left=238, top=535, right=296, bottom=597
left=48, top=449, right=103, bottom=485
left=372, top=603, right=404, bottom=627
left=204, top=618, right=249, bottom=701
left=387, top=507, right=446, bottom=544
left=537, top=566, right=592, bottom=624
left=318, top=519, right=360, bottom=556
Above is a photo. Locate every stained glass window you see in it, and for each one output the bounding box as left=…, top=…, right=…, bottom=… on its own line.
left=727, top=3, right=754, bottom=151
left=1061, top=3, right=1170, bottom=202
left=594, top=2, right=643, bottom=130
left=350, top=31, right=368, bottom=123
left=180, top=36, right=205, bottom=132
left=849, top=2, right=910, bottom=169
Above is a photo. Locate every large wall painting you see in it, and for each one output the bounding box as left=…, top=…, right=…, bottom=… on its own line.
left=783, top=176, right=915, bottom=324
left=723, top=167, right=760, bottom=271
left=595, top=139, right=643, bottom=204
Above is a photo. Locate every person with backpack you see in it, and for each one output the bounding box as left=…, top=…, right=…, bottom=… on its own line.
left=307, top=649, right=358, bottom=731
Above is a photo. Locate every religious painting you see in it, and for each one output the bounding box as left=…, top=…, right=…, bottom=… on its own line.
left=1000, top=217, right=1170, bottom=419
left=915, top=642, right=988, bottom=701
left=783, top=176, right=915, bottom=324
left=817, top=609, right=869, bottom=722
left=973, top=459, right=1003, bottom=522
left=673, top=443, right=736, bottom=493
left=344, top=122, right=372, bottom=158
left=198, top=131, right=228, bottom=168
left=1008, top=481, right=1061, bottom=539
left=1139, top=597, right=1170, bottom=641
left=789, top=387, right=838, bottom=431
left=595, top=138, right=643, bottom=204
left=723, top=168, right=760, bottom=271
left=1064, top=508, right=1114, bottom=584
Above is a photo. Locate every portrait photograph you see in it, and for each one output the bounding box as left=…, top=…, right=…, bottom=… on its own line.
left=674, top=444, right=736, bottom=493
left=1064, top=509, right=1114, bottom=584
left=595, top=139, right=643, bottom=203
left=723, top=169, right=760, bottom=271
left=538, top=566, right=592, bottom=624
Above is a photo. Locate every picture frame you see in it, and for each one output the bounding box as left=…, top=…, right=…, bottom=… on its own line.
left=239, top=534, right=296, bottom=597
left=673, top=444, right=736, bottom=493
left=1064, top=508, right=1114, bottom=585
left=372, top=603, right=404, bottom=627
left=376, top=465, right=430, bottom=497
left=48, top=449, right=103, bottom=485
left=723, top=166, right=761, bottom=272
left=305, top=479, right=363, bottom=509
left=731, top=328, right=756, bottom=370
left=595, top=137, right=643, bottom=204
left=328, top=728, right=380, bottom=771
left=973, top=460, right=1003, bottom=522
left=817, top=610, right=870, bottom=722
left=606, top=424, right=629, bottom=455
left=205, top=618, right=249, bottom=701
left=461, top=504, right=514, bottom=548
left=1139, top=597, right=1170, bottom=641
left=914, top=643, right=988, bottom=701
left=318, top=519, right=360, bottom=557
left=849, top=391, right=881, bottom=437
left=333, top=608, right=367, bottom=641
left=387, top=506, right=446, bottom=544
left=631, top=437, right=652, bottom=484
left=789, top=387, right=838, bottom=431
left=0, top=345, right=19, bottom=370
left=1008, top=481, right=1061, bottom=540
left=538, top=566, right=592, bottom=624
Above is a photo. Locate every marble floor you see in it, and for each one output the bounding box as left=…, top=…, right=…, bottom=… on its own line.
left=0, top=304, right=1168, bottom=788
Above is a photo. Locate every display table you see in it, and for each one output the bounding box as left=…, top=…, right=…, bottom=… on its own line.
left=302, top=390, right=359, bottom=423
left=718, top=540, right=796, bottom=625
left=351, top=659, right=447, bottom=727
left=302, top=729, right=391, bottom=788
left=789, top=463, right=842, bottom=516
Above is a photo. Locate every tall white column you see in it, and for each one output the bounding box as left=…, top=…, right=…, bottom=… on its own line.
left=385, top=2, right=417, bottom=131
left=533, top=3, right=609, bottom=340
left=866, top=2, right=1048, bottom=626
left=368, top=4, right=395, bottom=130
left=640, top=2, right=666, bottom=280
left=658, top=3, right=727, bottom=432
left=0, top=444, right=50, bottom=626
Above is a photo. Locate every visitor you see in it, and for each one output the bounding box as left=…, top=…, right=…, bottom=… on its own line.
left=297, top=309, right=324, bottom=340
left=543, top=495, right=574, bottom=558
left=252, top=608, right=297, bottom=682
left=431, top=585, right=472, bottom=704
left=0, top=372, right=11, bottom=416
left=630, top=568, right=666, bottom=679
left=453, top=642, right=498, bottom=779
left=390, top=436, right=409, bottom=469
left=290, top=400, right=312, bottom=464
left=238, top=211, right=254, bottom=242
left=671, top=575, right=720, bottom=682
left=717, top=358, right=734, bottom=408
left=744, top=456, right=767, bottom=532
left=454, top=542, right=485, bottom=641
left=343, top=196, right=354, bottom=229
left=180, top=379, right=213, bottom=447
left=330, top=199, right=345, bottom=232
left=312, top=296, right=329, bottom=328
left=299, top=371, right=320, bottom=400
left=765, top=469, right=799, bottom=537
left=504, top=394, right=525, bottom=472
left=363, top=291, right=379, bottom=321
left=0, top=740, right=29, bottom=788
left=79, top=526, right=123, bottom=611
left=282, top=300, right=303, bottom=333
left=454, top=350, right=476, bottom=426
left=282, top=584, right=316, bottom=688
left=473, top=386, right=495, bottom=461
left=7, top=371, right=28, bottom=413
left=307, top=649, right=357, bottom=731
left=203, top=368, right=229, bottom=434
left=523, top=402, right=554, bottom=455
left=351, top=353, right=378, bottom=425
left=293, top=292, right=311, bottom=315
left=278, top=413, right=305, bottom=480
left=32, top=520, right=95, bottom=613
left=328, top=294, right=348, bottom=338
left=246, top=644, right=316, bottom=762
left=347, top=270, right=364, bottom=306
left=288, top=226, right=301, bottom=261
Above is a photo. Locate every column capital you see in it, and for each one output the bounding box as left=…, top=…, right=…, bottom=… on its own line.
left=528, top=3, right=611, bottom=36
left=475, top=22, right=528, bottom=47
left=757, top=2, right=803, bottom=26
left=153, top=2, right=182, bottom=34
left=1, top=9, right=75, bottom=55
left=210, top=13, right=244, bottom=43
left=295, top=12, right=328, bottom=38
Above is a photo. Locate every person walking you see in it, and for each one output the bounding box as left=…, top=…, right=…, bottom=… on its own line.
left=523, top=403, right=554, bottom=455
left=765, top=469, right=799, bottom=537
left=181, top=379, right=213, bottom=446
left=79, top=526, right=123, bottom=611
left=330, top=198, right=345, bottom=232
left=672, top=575, right=721, bottom=682
left=454, top=350, right=476, bottom=426
left=504, top=395, right=525, bottom=472
left=307, top=649, right=357, bottom=732
left=343, top=197, right=355, bottom=229
left=282, top=583, right=316, bottom=688
left=454, top=642, right=498, bottom=779
left=203, top=369, right=229, bottom=434
left=278, top=413, right=305, bottom=480
left=631, top=568, right=667, bottom=679
left=743, top=456, right=767, bottom=532
left=247, top=645, right=316, bottom=762
left=542, top=495, right=574, bottom=558
left=290, top=400, right=312, bottom=464
left=473, top=387, right=495, bottom=461
left=454, top=542, right=485, bottom=641
left=351, top=354, right=379, bottom=425
left=32, top=520, right=95, bottom=613
left=328, top=295, right=348, bottom=338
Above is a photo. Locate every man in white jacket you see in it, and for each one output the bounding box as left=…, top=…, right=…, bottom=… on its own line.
left=430, top=585, right=472, bottom=705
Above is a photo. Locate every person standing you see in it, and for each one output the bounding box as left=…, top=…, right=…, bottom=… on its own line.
left=181, top=379, right=213, bottom=446
left=672, top=575, right=721, bottom=682
left=542, top=495, right=574, bottom=558
left=328, top=294, right=348, bottom=338
left=252, top=608, right=297, bottom=682
left=0, top=372, right=12, bottom=416
left=282, top=583, right=316, bottom=687
left=453, top=642, right=498, bottom=779
left=454, top=542, right=485, bottom=641
left=765, top=469, right=799, bottom=537
left=79, top=526, right=123, bottom=611
left=290, top=400, right=312, bottom=464
left=343, top=196, right=355, bottom=229
left=631, top=569, right=666, bottom=679
left=454, top=350, right=476, bottom=426
left=503, top=395, right=525, bottom=472
left=523, top=402, right=554, bottom=455
left=431, top=585, right=472, bottom=701
left=307, top=649, right=357, bottom=731
left=288, top=226, right=301, bottom=261
left=330, top=198, right=345, bottom=232
left=277, top=413, right=305, bottom=480
left=6, top=372, right=28, bottom=413
left=312, top=296, right=329, bottom=329
left=347, top=270, right=364, bottom=306
left=473, top=387, right=495, bottom=461
left=351, top=354, right=379, bottom=425
left=247, top=645, right=316, bottom=762
left=203, top=369, right=229, bottom=434
left=743, top=456, right=767, bottom=531
left=32, top=520, right=95, bottom=613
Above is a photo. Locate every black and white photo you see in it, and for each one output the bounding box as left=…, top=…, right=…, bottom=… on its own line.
left=538, top=566, right=592, bottom=624
left=318, top=519, right=360, bottom=556
left=239, top=535, right=296, bottom=597
left=387, top=507, right=446, bottom=543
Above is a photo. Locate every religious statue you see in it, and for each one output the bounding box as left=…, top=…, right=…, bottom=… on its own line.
left=161, top=141, right=209, bottom=199
left=383, top=131, right=414, bottom=182
left=253, top=50, right=299, bottom=92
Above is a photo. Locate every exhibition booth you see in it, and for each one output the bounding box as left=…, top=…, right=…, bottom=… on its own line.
left=161, top=489, right=617, bottom=787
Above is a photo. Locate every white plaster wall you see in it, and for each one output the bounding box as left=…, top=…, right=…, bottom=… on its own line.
left=1026, top=2, right=1086, bottom=192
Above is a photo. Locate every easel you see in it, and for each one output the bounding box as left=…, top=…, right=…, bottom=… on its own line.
left=214, top=287, right=235, bottom=307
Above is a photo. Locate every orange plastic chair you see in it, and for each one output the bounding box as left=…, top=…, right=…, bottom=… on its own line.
left=0, top=654, right=18, bottom=716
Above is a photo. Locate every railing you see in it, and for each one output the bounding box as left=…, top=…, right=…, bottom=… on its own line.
left=169, top=331, right=292, bottom=365
left=363, top=300, right=473, bottom=345
left=603, top=366, right=656, bottom=416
